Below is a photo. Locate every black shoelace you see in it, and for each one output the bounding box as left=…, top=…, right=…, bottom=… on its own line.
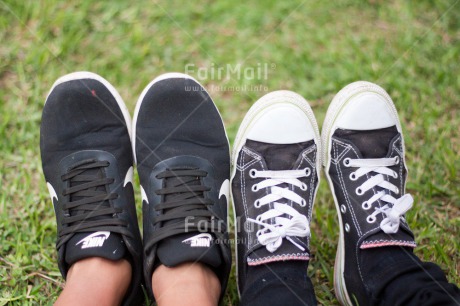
left=144, top=168, right=225, bottom=252
left=57, top=159, right=131, bottom=249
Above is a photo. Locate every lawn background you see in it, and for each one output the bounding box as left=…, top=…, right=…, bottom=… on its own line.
left=0, top=0, right=459, bottom=305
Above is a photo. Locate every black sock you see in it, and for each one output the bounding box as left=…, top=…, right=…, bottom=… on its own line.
left=240, top=261, right=317, bottom=306
left=360, top=246, right=420, bottom=292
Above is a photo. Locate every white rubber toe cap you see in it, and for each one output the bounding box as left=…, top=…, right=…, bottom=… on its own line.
left=247, top=104, right=315, bottom=144
left=335, top=92, right=397, bottom=130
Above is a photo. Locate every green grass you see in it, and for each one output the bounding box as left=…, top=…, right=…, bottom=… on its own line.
left=1, top=0, right=459, bottom=305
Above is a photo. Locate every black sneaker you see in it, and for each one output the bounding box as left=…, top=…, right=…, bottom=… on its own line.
left=133, top=73, right=232, bottom=302
left=40, top=72, right=143, bottom=305
left=231, top=91, right=321, bottom=303
left=322, top=81, right=416, bottom=305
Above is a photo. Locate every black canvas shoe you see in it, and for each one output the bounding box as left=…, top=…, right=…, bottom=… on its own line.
left=322, top=81, right=416, bottom=305
left=231, top=91, right=321, bottom=303
left=133, top=73, right=232, bottom=302
left=40, top=72, right=143, bottom=305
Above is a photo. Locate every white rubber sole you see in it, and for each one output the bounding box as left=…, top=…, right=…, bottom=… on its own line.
left=45, top=71, right=133, bottom=141
left=230, top=90, right=322, bottom=297
left=230, top=177, right=241, bottom=296
left=321, top=81, right=407, bottom=306
left=131, top=72, right=230, bottom=165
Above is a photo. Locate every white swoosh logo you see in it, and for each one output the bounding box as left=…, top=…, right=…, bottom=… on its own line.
left=219, top=179, right=230, bottom=203
left=46, top=182, right=58, bottom=203
left=75, top=231, right=110, bottom=246
left=182, top=233, right=213, bottom=247
left=124, top=166, right=133, bottom=187
left=182, top=233, right=212, bottom=243
left=140, top=185, right=149, bottom=204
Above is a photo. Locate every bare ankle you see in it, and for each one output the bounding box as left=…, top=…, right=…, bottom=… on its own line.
left=55, top=257, right=131, bottom=306
left=152, top=262, right=221, bottom=306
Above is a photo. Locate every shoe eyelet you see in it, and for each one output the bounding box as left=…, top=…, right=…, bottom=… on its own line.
left=340, top=204, right=347, bottom=214
left=256, top=215, right=262, bottom=222
left=395, top=156, right=400, bottom=165
left=254, top=199, right=261, bottom=208
left=392, top=172, right=398, bottom=179
left=304, top=168, right=311, bottom=177
left=300, top=199, right=307, bottom=207
left=356, top=187, right=364, bottom=196
left=249, top=169, right=257, bottom=178
left=367, top=215, right=376, bottom=223
left=349, top=172, right=358, bottom=181
left=256, top=230, right=262, bottom=237
left=300, top=183, right=307, bottom=191
left=343, top=158, right=351, bottom=167
left=395, top=187, right=400, bottom=194
left=362, top=201, right=371, bottom=210
left=345, top=223, right=350, bottom=232
left=251, top=185, right=259, bottom=192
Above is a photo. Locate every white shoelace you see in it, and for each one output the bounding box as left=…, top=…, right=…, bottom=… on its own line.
left=247, top=168, right=311, bottom=253
left=344, top=156, right=413, bottom=234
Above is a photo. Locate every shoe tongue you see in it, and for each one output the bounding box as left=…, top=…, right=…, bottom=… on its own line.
left=246, top=238, right=311, bottom=266
left=65, top=232, right=127, bottom=265
left=155, top=169, right=222, bottom=268
left=245, top=139, right=313, bottom=170
left=334, top=126, right=398, bottom=158
left=64, top=165, right=128, bottom=265
left=156, top=232, right=222, bottom=268
left=243, top=140, right=313, bottom=264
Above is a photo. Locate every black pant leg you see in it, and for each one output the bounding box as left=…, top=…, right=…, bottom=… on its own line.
left=361, top=247, right=460, bottom=306
left=239, top=273, right=317, bottom=306
left=380, top=261, right=460, bottom=306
